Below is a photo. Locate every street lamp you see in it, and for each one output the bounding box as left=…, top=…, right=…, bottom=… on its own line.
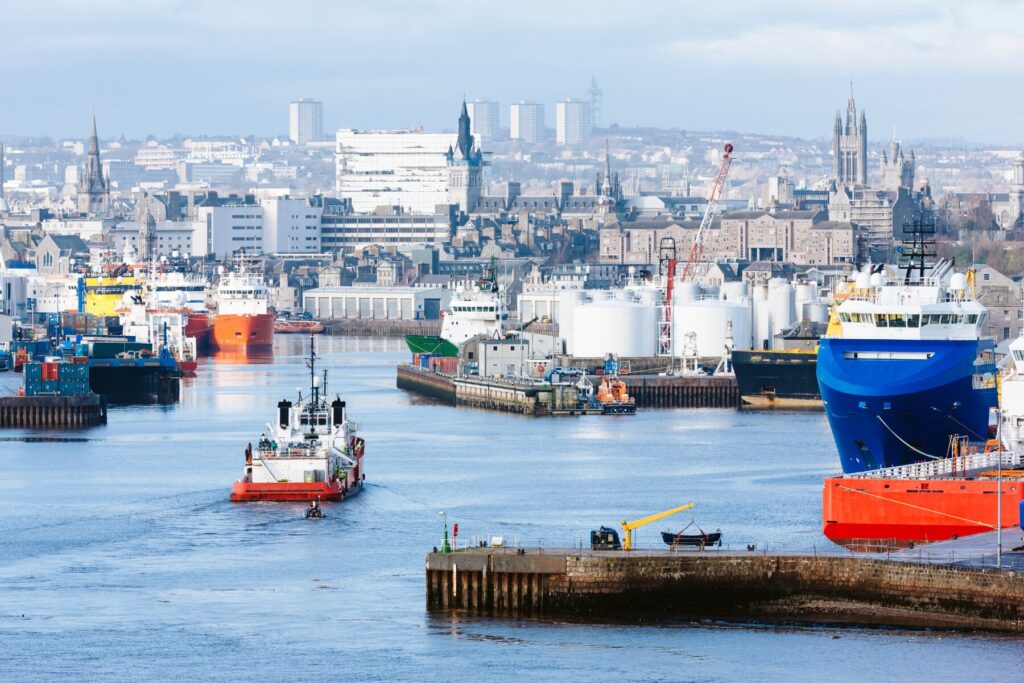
left=997, top=409, right=1004, bottom=568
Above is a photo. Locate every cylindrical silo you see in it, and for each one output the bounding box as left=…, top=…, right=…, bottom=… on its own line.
left=571, top=300, right=656, bottom=358
left=802, top=302, right=829, bottom=323
left=558, top=290, right=588, bottom=355
left=720, top=281, right=748, bottom=301
left=675, top=280, right=700, bottom=302
left=751, top=283, right=770, bottom=351
left=768, top=279, right=795, bottom=349
left=672, top=300, right=753, bottom=358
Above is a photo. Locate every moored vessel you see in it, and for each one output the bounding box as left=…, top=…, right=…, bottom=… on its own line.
left=818, top=223, right=997, bottom=475
left=212, top=261, right=274, bottom=352
left=230, top=338, right=365, bottom=502
left=404, top=259, right=504, bottom=358
left=733, top=348, right=820, bottom=408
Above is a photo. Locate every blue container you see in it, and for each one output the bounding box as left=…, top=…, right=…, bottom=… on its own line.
left=24, top=378, right=42, bottom=396
left=24, top=363, right=42, bottom=380
left=419, top=353, right=434, bottom=369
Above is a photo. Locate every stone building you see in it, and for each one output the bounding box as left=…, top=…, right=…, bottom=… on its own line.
left=879, top=140, right=915, bottom=192
left=833, top=86, right=868, bottom=187
left=446, top=101, right=483, bottom=214
left=973, top=264, right=1024, bottom=343
left=598, top=210, right=860, bottom=267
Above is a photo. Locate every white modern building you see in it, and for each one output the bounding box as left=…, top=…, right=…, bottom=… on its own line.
left=556, top=99, right=593, bottom=146
left=466, top=100, right=500, bottom=141
left=108, top=221, right=198, bottom=260
left=289, top=98, right=324, bottom=145
left=510, top=101, right=544, bottom=143
left=261, top=196, right=322, bottom=254
left=334, top=129, right=456, bottom=213
left=195, top=204, right=264, bottom=258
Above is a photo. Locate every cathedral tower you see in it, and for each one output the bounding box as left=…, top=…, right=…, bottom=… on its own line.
left=77, top=114, right=109, bottom=215
left=832, top=85, right=868, bottom=187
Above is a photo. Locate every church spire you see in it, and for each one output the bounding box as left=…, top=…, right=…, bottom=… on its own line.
left=456, top=99, right=473, bottom=158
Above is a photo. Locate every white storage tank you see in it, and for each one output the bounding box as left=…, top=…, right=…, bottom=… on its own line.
left=768, top=279, right=794, bottom=347
left=720, top=281, right=748, bottom=301
left=803, top=302, right=829, bottom=323
left=672, top=300, right=753, bottom=358
left=557, top=290, right=588, bottom=354
left=570, top=300, right=657, bottom=358
left=751, top=283, right=770, bottom=351
left=675, top=280, right=700, bottom=302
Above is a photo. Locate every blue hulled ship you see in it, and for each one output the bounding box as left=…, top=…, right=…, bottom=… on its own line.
left=818, top=255, right=997, bottom=474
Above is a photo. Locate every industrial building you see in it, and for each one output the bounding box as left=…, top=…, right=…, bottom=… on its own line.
left=302, top=285, right=452, bottom=321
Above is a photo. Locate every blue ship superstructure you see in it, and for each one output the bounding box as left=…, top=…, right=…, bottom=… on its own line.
left=818, top=260, right=997, bottom=474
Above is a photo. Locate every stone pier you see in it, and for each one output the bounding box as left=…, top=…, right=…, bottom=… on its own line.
left=426, top=548, right=1024, bottom=631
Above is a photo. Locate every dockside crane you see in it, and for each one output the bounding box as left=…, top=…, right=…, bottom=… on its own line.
left=680, top=143, right=734, bottom=282
left=621, top=502, right=695, bottom=551
left=658, top=144, right=735, bottom=360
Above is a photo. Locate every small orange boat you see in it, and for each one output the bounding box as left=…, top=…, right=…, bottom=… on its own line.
left=597, top=375, right=636, bottom=414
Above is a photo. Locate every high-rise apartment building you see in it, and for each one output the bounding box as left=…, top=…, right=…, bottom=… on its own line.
left=289, top=98, right=324, bottom=145
left=510, top=101, right=544, bottom=143
left=465, top=100, right=500, bottom=141
left=556, top=99, right=593, bottom=146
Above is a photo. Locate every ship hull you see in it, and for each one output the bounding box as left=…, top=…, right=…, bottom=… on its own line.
left=231, top=457, right=363, bottom=502
left=823, top=476, right=1023, bottom=546
left=186, top=312, right=214, bottom=352
left=817, top=338, right=997, bottom=474
left=732, top=349, right=820, bottom=408
left=212, top=313, right=274, bottom=351
left=404, top=335, right=458, bottom=357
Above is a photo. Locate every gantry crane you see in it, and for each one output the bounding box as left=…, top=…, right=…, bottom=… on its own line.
left=621, top=502, right=695, bottom=551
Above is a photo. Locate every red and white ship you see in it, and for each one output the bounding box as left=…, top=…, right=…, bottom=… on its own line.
left=231, top=339, right=365, bottom=502
left=212, top=263, right=274, bottom=351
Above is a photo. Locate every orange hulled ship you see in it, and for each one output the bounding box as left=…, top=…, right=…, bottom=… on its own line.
left=211, top=265, right=274, bottom=351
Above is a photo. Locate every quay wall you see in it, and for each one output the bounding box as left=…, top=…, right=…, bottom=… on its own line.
left=0, top=395, right=108, bottom=428
left=425, top=551, right=1024, bottom=631
left=324, top=319, right=441, bottom=338
left=396, top=364, right=456, bottom=404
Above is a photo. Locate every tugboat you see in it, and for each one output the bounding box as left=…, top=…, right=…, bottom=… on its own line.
left=230, top=337, right=365, bottom=502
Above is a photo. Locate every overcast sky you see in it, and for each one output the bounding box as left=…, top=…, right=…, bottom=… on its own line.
left=2, top=0, right=1023, bottom=144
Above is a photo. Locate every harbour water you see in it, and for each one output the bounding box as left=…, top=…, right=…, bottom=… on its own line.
left=1, top=335, right=1022, bottom=682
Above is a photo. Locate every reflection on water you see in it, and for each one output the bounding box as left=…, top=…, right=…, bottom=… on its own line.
left=206, top=349, right=276, bottom=365
left=3, top=336, right=1024, bottom=682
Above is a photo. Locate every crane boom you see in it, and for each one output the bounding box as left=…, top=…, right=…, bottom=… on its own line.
left=680, top=143, right=734, bottom=282
left=621, top=502, right=695, bottom=550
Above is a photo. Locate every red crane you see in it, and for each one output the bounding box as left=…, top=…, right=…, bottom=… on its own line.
left=658, top=143, right=734, bottom=358
left=680, top=143, right=734, bottom=282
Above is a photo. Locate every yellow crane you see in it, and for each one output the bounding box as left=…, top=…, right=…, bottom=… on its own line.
left=621, top=503, right=695, bottom=551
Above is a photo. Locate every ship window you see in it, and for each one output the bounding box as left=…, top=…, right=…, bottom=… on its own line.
left=966, top=314, right=978, bottom=324
left=906, top=314, right=919, bottom=327
left=941, top=314, right=953, bottom=324
left=875, top=315, right=887, bottom=327
left=889, top=314, right=906, bottom=328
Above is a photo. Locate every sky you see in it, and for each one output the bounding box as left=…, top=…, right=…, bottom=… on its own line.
left=2, top=0, right=1024, bottom=144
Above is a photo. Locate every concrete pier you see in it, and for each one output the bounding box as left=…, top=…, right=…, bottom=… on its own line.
left=426, top=548, right=1024, bottom=631
left=0, top=395, right=107, bottom=428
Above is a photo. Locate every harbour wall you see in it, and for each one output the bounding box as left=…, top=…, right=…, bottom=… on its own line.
left=426, top=550, right=1024, bottom=631
left=324, top=319, right=441, bottom=338
left=0, top=395, right=108, bottom=428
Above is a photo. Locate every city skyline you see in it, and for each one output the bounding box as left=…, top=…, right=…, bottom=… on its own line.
left=2, top=1, right=1024, bottom=143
